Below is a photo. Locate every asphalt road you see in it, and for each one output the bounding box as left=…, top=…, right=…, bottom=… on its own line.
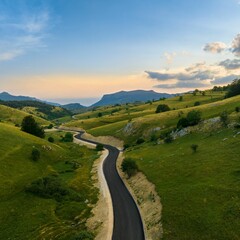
left=75, top=132, right=145, bottom=240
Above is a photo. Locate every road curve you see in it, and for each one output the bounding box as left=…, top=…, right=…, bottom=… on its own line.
left=75, top=132, right=145, bottom=240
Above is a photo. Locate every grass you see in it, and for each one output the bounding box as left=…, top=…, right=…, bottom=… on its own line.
left=65, top=91, right=225, bottom=131
left=0, top=123, right=98, bottom=239
left=125, top=127, right=240, bottom=240
left=0, top=104, right=50, bottom=126
left=82, top=95, right=240, bottom=144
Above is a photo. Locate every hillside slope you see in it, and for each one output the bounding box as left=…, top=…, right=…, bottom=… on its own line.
left=0, top=123, right=98, bottom=239
left=0, top=104, right=50, bottom=126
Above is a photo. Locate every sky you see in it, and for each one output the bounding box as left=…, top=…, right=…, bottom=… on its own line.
left=0, top=0, right=240, bottom=105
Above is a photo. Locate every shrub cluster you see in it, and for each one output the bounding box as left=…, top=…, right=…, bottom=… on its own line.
left=155, top=104, right=170, bottom=113
left=21, top=115, right=45, bottom=138
left=26, top=176, right=80, bottom=202
left=121, top=158, right=138, bottom=178
left=61, top=132, right=73, bottom=142
left=177, top=110, right=201, bottom=129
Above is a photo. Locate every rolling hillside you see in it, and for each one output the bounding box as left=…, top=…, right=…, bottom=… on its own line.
left=65, top=90, right=228, bottom=142
left=64, top=88, right=240, bottom=240
left=0, top=100, right=71, bottom=121
left=0, top=104, right=50, bottom=126
left=0, top=123, right=98, bottom=239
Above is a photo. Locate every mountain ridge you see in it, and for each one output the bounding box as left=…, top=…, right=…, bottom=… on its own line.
left=91, top=90, right=175, bottom=107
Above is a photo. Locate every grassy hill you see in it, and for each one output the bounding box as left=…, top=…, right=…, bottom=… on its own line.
left=0, top=100, right=71, bottom=121
left=0, top=123, right=98, bottom=239
left=125, top=125, right=240, bottom=240
left=65, top=91, right=240, bottom=144
left=0, top=104, right=50, bottom=126
left=65, top=89, right=240, bottom=239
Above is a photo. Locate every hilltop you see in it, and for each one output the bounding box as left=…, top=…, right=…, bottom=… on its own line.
left=91, top=90, right=174, bottom=107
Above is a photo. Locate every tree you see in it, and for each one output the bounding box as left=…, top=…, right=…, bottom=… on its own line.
left=121, top=158, right=138, bottom=178
left=21, top=115, right=45, bottom=138
left=48, top=137, right=54, bottom=143
left=236, top=106, right=240, bottom=112
left=186, top=110, right=201, bottom=126
left=136, top=138, right=145, bottom=145
left=61, top=132, right=73, bottom=142
left=31, top=148, right=40, bottom=161
left=156, top=104, right=170, bottom=113
left=96, top=143, right=104, bottom=151
left=177, top=110, right=201, bottom=129
left=177, top=117, right=189, bottom=128
left=225, top=79, right=240, bottom=98
left=191, top=144, right=198, bottom=153
left=194, top=101, right=200, bottom=106
left=179, top=96, right=183, bottom=101
left=98, top=112, right=103, bottom=117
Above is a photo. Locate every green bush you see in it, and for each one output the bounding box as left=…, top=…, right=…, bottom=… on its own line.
left=155, top=104, right=170, bottom=113
left=62, top=132, right=73, bottom=142
left=21, top=115, right=45, bottom=138
left=191, top=144, right=198, bottom=153
left=136, top=138, right=145, bottom=145
left=96, top=143, right=104, bottom=151
left=48, top=137, right=54, bottom=143
left=187, top=110, right=201, bottom=126
left=177, top=117, right=189, bottom=128
left=25, top=176, right=79, bottom=202
left=31, top=148, right=40, bottom=161
left=194, top=101, right=200, bottom=106
left=164, top=134, right=174, bottom=144
left=235, top=106, right=240, bottom=112
left=72, top=231, right=94, bottom=240
left=177, top=110, right=201, bottom=129
left=47, top=124, right=54, bottom=129
left=121, top=158, right=138, bottom=178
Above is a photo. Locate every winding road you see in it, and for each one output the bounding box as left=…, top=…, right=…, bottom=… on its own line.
left=75, top=132, right=145, bottom=240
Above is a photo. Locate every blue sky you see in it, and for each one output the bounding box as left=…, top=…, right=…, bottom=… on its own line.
left=0, top=0, right=240, bottom=105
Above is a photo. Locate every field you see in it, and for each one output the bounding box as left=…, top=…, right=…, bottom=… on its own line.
left=0, top=123, right=99, bottom=240
left=0, top=104, right=50, bottom=126
left=66, top=93, right=240, bottom=145
left=125, top=127, right=240, bottom=240
left=66, top=91, right=225, bottom=133
left=64, top=89, right=240, bottom=239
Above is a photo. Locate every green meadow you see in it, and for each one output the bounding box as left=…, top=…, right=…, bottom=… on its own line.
left=0, top=123, right=98, bottom=240
left=65, top=89, right=240, bottom=239
left=125, top=127, right=240, bottom=240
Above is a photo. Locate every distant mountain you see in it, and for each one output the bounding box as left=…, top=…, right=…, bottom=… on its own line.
left=62, top=103, right=86, bottom=113
left=0, top=92, right=60, bottom=106
left=91, top=90, right=174, bottom=107
left=0, top=91, right=38, bottom=101
left=62, top=103, right=85, bottom=110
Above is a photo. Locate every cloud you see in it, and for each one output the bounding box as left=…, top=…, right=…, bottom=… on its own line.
left=219, top=59, right=240, bottom=69
left=231, top=34, right=240, bottom=57
left=0, top=8, right=50, bottom=62
left=145, top=62, right=216, bottom=83
left=203, top=42, right=227, bottom=53
left=154, top=81, right=209, bottom=89
left=211, top=75, right=239, bottom=85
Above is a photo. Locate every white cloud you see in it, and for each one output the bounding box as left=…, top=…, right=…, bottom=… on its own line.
left=203, top=42, right=227, bottom=53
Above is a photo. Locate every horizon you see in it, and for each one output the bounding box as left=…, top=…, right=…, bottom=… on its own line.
left=0, top=0, right=240, bottom=100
